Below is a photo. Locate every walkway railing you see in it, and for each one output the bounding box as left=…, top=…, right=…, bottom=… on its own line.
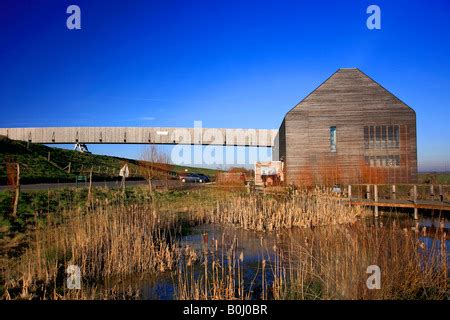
left=346, top=184, right=450, bottom=218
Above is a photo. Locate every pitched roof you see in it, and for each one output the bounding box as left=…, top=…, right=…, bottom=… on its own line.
left=287, top=68, right=414, bottom=113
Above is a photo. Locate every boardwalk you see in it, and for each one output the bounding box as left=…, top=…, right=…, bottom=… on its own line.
left=346, top=199, right=450, bottom=211
left=345, top=183, right=450, bottom=218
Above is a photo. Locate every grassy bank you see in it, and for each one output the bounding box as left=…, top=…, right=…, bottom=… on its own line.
left=0, top=137, right=220, bottom=184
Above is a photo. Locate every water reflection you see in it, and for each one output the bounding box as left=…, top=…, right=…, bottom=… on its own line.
left=119, top=215, right=449, bottom=300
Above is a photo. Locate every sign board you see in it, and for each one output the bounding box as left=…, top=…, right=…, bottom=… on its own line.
left=119, top=164, right=129, bottom=178
left=260, top=166, right=277, bottom=176
left=254, top=161, right=284, bottom=186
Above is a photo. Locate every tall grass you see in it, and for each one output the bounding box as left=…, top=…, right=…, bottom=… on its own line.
left=2, top=187, right=447, bottom=300
left=175, top=235, right=250, bottom=300
left=269, top=222, right=448, bottom=300
left=209, top=188, right=369, bottom=231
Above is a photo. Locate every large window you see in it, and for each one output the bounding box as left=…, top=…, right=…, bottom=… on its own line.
left=330, top=126, right=336, bottom=152
left=364, top=155, right=400, bottom=167
left=364, top=125, right=400, bottom=149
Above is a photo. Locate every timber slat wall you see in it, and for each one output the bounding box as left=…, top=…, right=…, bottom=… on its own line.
left=277, top=68, right=417, bottom=185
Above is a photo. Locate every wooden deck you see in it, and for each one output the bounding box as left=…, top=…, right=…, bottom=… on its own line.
left=346, top=184, right=450, bottom=218
left=345, top=199, right=450, bottom=211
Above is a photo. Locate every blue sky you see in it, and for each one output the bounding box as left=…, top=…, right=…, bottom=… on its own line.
left=0, top=0, right=449, bottom=171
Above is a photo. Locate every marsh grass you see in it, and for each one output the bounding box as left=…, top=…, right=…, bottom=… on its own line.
left=269, top=222, right=448, bottom=300
left=175, top=234, right=255, bottom=300
left=1, top=186, right=447, bottom=300
left=209, top=188, right=369, bottom=231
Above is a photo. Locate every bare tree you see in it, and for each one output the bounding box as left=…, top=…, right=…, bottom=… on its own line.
left=139, top=145, right=172, bottom=193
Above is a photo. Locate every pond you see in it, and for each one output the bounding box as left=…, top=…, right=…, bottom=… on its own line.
left=113, top=214, right=449, bottom=300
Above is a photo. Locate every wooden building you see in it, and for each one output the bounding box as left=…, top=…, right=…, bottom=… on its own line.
left=273, top=68, right=417, bottom=185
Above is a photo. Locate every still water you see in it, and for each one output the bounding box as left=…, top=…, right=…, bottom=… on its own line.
left=113, top=214, right=449, bottom=300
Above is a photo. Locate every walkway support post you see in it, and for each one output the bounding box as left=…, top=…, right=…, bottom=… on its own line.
left=374, top=184, right=379, bottom=218
left=413, top=185, right=418, bottom=220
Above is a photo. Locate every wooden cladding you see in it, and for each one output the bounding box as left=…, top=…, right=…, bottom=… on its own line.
left=277, top=68, right=417, bottom=185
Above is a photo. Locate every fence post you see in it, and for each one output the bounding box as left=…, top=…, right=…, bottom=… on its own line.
left=391, top=185, right=396, bottom=200
left=366, top=184, right=371, bottom=200
left=12, top=163, right=20, bottom=217
left=374, top=184, right=379, bottom=218
left=348, top=185, right=352, bottom=202
left=87, top=167, right=93, bottom=206
left=439, top=185, right=443, bottom=203
left=430, top=184, right=434, bottom=198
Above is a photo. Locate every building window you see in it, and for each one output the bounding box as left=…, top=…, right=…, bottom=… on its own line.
left=364, top=125, right=400, bottom=149
left=364, top=155, right=400, bottom=167
left=330, top=126, right=336, bottom=152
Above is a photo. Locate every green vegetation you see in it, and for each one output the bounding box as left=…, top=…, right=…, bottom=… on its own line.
left=0, top=137, right=220, bottom=184
left=418, top=172, right=450, bottom=185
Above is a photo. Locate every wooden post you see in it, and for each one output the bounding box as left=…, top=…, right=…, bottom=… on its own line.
left=87, top=167, right=93, bottom=206
left=47, top=151, right=51, bottom=162
left=430, top=184, right=434, bottom=198
left=413, top=185, right=418, bottom=220
left=374, top=184, right=379, bottom=218
left=391, top=185, right=396, bottom=200
left=348, top=185, right=352, bottom=202
left=366, top=184, right=371, bottom=200
left=12, top=163, right=20, bottom=217
left=67, top=162, right=71, bottom=173
left=439, top=185, right=443, bottom=203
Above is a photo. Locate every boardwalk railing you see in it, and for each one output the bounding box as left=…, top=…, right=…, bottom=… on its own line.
left=346, top=184, right=450, bottom=219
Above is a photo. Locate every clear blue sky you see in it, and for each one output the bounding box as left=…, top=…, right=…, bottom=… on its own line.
left=0, top=0, right=449, bottom=171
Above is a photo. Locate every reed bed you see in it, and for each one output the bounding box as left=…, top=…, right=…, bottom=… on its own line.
left=209, top=188, right=369, bottom=231
left=175, top=235, right=253, bottom=300
left=3, top=203, right=186, bottom=299
left=269, top=222, right=448, bottom=300
left=2, top=187, right=448, bottom=300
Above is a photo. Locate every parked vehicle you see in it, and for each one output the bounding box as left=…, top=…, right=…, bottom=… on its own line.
left=179, top=173, right=209, bottom=183
left=195, top=173, right=210, bottom=183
